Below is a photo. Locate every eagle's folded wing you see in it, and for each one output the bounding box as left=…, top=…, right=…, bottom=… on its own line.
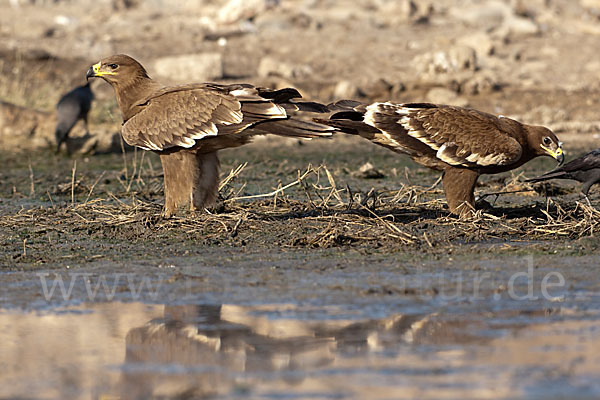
left=123, top=88, right=244, bottom=151
left=368, top=103, right=524, bottom=168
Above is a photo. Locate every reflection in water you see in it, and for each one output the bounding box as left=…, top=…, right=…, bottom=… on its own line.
left=1, top=303, right=599, bottom=399
left=121, top=305, right=439, bottom=399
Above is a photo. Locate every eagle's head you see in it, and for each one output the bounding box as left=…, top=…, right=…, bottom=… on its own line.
left=86, top=54, right=149, bottom=86
left=526, top=125, right=564, bottom=165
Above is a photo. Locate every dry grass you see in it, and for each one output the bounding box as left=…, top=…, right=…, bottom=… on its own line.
left=1, top=162, right=597, bottom=256
left=0, top=55, right=60, bottom=110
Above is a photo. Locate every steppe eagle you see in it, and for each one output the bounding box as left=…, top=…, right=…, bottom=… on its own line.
left=86, top=54, right=332, bottom=216
left=318, top=101, right=564, bottom=215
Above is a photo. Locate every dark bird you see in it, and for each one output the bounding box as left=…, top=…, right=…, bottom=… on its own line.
left=86, top=54, right=333, bottom=216
left=317, top=101, right=564, bottom=215
left=526, top=149, right=600, bottom=204
left=55, top=82, right=94, bottom=153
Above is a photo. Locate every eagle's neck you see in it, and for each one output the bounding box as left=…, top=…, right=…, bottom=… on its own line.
left=113, top=75, right=163, bottom=121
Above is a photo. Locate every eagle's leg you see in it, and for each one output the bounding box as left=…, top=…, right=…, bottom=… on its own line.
left=192, top=151, right=220, bottom=212
left=442, top=167, right=479, bottom=216
left=159, top=150, right=220, bottom=217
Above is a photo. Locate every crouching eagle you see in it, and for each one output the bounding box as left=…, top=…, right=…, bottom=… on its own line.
left=317, top=101, right=564, bottom=215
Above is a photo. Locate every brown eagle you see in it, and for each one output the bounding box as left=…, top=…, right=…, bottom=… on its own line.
left=526, top=149, right=600, bottom=204
left=318, top=101, right=564, bottom=215
left=86, top=54, right=333, bottom=216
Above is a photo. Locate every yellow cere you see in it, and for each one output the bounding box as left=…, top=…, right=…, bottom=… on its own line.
left=92, top=62, right=115, bottom=76
left=540, top=144, right=563, bottom=158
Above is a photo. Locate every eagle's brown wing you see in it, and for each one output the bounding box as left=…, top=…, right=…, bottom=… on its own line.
left=371, top=103, right=524, bottom=168
left=123, top=84, right=293, bottom=151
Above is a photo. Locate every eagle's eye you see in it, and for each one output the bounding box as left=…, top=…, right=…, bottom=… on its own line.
left=543, top=137, right=552, bottom=146
left=108, top=63, right=118, bottom=70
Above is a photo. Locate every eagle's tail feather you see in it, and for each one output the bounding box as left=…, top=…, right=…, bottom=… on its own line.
left=257, top=118, right=334, bottom=139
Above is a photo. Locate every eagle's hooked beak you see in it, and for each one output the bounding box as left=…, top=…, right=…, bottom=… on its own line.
left=86, top=62, right=115, bottom=81
left=556, top=148, right=565, bottom=165
left=85, top=66, right=94, bottom=81
left=541, top=141, right=564, bottom=165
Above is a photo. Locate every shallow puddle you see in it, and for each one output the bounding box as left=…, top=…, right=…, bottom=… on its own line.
left=1, top=301, right=599, bottom=400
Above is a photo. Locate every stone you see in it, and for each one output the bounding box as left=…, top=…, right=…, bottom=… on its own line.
left=449, top=0, right=511, bottom=29
left=376, top=0, right=417, bottom=19
left=581, top=0, right=600, bottom=10
left=153, top=53, right=223, bottom=83
left=413, top=45, right=477, bottom=76
left=216, top=0, right=280, bottom=25
left=353, top=162, right=385, bottom=179
left=462, top=71, right=503, bottom=95
left=426, top=88, right=468, bottom=107
left=358, top=78, right=394, bottom=98
left=257, top=57, right=313, bottom=80
left=457, top=32, right=496, bottom=59
left=0, top=101, right=54, bottom=152
left=497, top=16, right=539, bottom=40
left=0, top=101, right=124, bottom=154
left=334, top=80, right=359, bottom=100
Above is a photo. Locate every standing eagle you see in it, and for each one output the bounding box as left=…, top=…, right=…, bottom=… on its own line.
left=526, top=149, right=600, bottom=203
left=86, top=54, right=332, bottom=216
left=55, top=82, right=94, bottom=153
left=318, top=101, right=564, bottom=215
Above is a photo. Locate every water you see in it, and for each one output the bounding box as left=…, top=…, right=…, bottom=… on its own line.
left=1, top=301, right=600, bottom=400
left=2, top=253, right=600, bottom=399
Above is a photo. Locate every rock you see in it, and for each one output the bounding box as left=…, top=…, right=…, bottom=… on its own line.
left=426, top=88, right=468, bottom=107
left=581, top=0, right=600, bottom=10
left=376, top=0, right=417, bottom=19
left=64, top=126, right=127, bottom=155
left=358, top=78, right=394, bottom=98
left=334, top=80, right=359, bottom=100
left=447, top=46, right=479, bottom=71
left=257, top=57, right=312, bottom=80
left=457, top=32, right=495, bottom=59
left=216, top=0, right=280, bottom=25
left=255, top=11, right=317, bottom=31
left=450, top=0, right=539, bottom=39
left=374, top=0, right=432, bottom=24
left=413, top=45, right=477, bottom=76
left=496, top=16, right=539, bottom=40
left=153, top=53, right=223, bottom=83
left=0, top=101, right=54, bottom=152
left=353, top=162, right=385, bottom=179
left=0, top=101, right=127, bottom=154
left=449, top=0, right=511, bottom=29
left=462, top=71, right=504, bottom=95
left=112, top=0, right=140, bottom=10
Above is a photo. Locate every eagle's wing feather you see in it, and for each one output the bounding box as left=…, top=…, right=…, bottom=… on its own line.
left=366, top=103, right=524, bottom=168
left=124, top=83, right=331, bottom=151
left=123, top=87, right=244, bottom=151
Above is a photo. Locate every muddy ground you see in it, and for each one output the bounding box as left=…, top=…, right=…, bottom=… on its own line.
left=1, top=0, right=600, bottom=399
left=0, top=137, right=599, bottom=269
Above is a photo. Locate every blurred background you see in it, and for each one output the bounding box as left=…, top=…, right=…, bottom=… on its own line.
left=1, top=0, right=600, bottom=153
